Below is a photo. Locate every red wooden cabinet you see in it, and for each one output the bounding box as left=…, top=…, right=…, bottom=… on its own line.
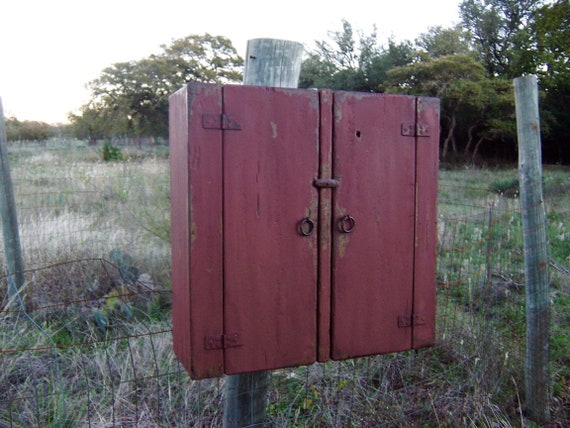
left=169, top=82, right=439, bottom=379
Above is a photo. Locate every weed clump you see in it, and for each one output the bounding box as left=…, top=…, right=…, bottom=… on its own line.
left=489, top=177, right=519, bottom=198
left=101, top=140, right=124, bottom=161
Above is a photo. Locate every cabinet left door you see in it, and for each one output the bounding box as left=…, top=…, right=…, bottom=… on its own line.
left=222, top=86, right=320, bottom=374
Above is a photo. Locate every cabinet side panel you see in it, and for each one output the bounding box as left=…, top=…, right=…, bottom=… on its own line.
left=413, top=97, right=440, bottom=348
left=169, top=86, right=191, bottom=373
left=170, top=82, right=224, bottom=379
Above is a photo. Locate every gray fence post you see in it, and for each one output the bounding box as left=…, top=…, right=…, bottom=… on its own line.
left=0, top=97, right=25, bottom=307
left=514, top=75, right=550, bottom=423
left=222, top=38, right=304, bottom=428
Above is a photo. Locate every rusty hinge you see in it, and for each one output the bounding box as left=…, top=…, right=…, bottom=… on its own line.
left=202, top=114, right=241, bottom=130
left=401, top=122, right=430, bottom=137
left=398, top=314, right=427, bottom=328
left=313, top=178, right=340, bottom=188
left=204, top=332, right=242, bottom=350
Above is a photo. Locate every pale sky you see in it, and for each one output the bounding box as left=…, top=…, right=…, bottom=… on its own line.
left=0, top=0, right=460, bottom=124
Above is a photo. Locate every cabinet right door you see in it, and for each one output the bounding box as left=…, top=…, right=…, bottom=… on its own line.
left=330, top=92, right=438, bottom=360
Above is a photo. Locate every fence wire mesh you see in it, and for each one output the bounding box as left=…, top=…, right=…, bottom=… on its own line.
left=1, top=140, right=568, bottom=427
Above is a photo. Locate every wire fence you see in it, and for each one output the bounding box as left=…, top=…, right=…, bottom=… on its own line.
left=1, top=140, right=569, bottom=427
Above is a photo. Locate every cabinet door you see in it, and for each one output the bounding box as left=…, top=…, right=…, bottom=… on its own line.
left=222, top=86, right=320, bottom=373
left=331, top=92, right=418, bottom=359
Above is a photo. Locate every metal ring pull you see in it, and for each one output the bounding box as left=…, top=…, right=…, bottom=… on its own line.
left=338, top=215, right=356, bottom=233
left=297, top=217, right=315, bottom=236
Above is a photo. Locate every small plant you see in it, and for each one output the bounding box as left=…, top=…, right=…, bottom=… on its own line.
left=489, top=177, right=519, bottom=198
left=109, top=248, right=139, bottom=283
left=101, top=140, right=124, bottom=162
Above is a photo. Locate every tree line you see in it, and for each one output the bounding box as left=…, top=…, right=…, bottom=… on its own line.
left=299, top=0, right=569, bottom=164
left=4, top=117, right=71, bottom=141
left=6, top=0, right=569, bottom=164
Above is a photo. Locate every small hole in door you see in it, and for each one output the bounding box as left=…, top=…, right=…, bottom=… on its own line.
left=355, top=130, right=362, bottom=138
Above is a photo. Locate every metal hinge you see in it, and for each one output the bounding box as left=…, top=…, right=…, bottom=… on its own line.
left=401, top=122, right=430, bottom=137
left=202, top=114, right=241, bottom=130
left=398, top=314, right=427, bottom=328
left=204, top=332, right=242, bottom=350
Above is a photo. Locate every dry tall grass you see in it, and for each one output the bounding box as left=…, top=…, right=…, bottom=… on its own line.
left=1, top=141, right=568, bottom=426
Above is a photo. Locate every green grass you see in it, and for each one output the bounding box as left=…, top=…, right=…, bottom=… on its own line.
left=1, top=145, right=569, bottom=426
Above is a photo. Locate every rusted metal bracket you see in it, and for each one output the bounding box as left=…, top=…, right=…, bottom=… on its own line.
left=313, top=178, right=340, bottom=188
left=204, top=332, right=242, bottom=350
left=202, top=114, right=241, bottom=130
left=398, top=314, right=427, bottom=328
left=401, top=122, right=430, bottom=137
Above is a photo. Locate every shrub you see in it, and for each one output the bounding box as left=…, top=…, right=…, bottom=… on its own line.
left=489, top=177, right=519, bottom=198
left=101, top=140, right=124, bottom=161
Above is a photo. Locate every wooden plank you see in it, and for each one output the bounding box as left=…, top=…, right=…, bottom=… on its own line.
left=412, top=96, right=439, bottom=349
left=169, top=86, right=191, bottom=373
left=331, top=92, right=416, bottom=360
left=317, top=89, right=333, bottom=362
left=169, top=82, right=224, bottom=379
left=222, top=85, right=319, bottom=373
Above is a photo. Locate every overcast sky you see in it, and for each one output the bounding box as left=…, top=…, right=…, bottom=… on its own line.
left=0, top=0, right=460, bottom=124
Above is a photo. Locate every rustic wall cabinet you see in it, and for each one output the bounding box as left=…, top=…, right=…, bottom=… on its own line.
left=169, top=82, right=439, bottom=379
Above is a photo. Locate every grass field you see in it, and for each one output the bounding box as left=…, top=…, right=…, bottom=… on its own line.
left=0, top=140, right=568, bottom=426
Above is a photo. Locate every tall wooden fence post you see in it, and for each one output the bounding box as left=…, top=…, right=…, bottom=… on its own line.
left=0, top=97, right=25, bottom=307
left=514, top=75, right=550, bottom=423
left=222, top=38, right=304, bottom=428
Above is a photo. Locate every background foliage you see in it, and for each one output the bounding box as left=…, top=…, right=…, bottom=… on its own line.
left=5, top=0, right=568, bottom=165
left=299, top=0, right=569, bottom=164
left=1, top=1, right=569, bottom=424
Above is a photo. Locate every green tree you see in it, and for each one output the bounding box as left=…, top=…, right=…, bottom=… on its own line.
left=415, top=25, right=472, bottom=59
left=298, top=53, right=338, bottom=88
left=387, top=20, right=522, bottom=163
left=462, top=78, right=517, bottom=163
left=71, top=34, right=243, bottom=143
left=160, top=33, right=244, bottom=85
left=68, top=103, right=110, bottom=145
left=460, top=0, right=542, bottom=77
left=299, top=20, right=373, bottom=90
left=369, top=39, right=414, bottom=90
left=85, top=58, right=171, bottom=142
left=385, top=54, right=504, bottom=161
left=534, top=0, right=570, bottom=91
left=533, top=0, right=570, bottom=163
left=299, top=20, right=413, bottom=92
left=5, top=117, right=55, bottom=141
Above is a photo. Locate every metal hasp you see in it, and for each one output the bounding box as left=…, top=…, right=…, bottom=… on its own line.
left=169, top=82, right=440, bottom=379
left=313, top=178, right=340, bottom=188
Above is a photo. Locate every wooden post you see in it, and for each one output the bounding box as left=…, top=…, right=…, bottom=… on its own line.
left=514, top=75, right=550, bottom=423
left=0, top=97, right=25, bottom=307
left=222, top=38, right=304, bottom=428
left=243, top=38, right=304, bottom=88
